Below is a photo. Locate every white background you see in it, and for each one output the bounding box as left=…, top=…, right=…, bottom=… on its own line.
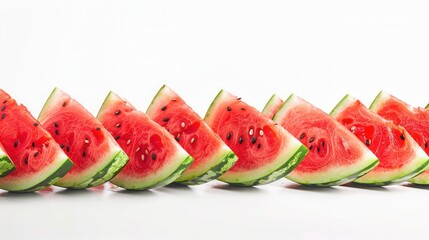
left=1, top=1, right=429, bottom=239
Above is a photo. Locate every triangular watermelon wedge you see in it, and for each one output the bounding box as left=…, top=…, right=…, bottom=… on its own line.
left=331, top=94, right=429, bottom=185
left=370, top=91, right=429, bottom=185
left=38, top=88, right=129, bottom=189
left=146, top=85, right=237, bottom=185
left=270, top=94, right=379, bottom=186
left=97, top=91, right=193, bottom=190
left=205, top=90, right=308, bottom=186
left=0, top=89, right=73, bottom=192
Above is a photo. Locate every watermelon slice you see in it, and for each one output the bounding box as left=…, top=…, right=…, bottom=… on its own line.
left=271, top=94, right=379, bottom=186
left=0, top=89, right=72, bottom=192
left=370, top=91, right=429, bottom=184
left=0, top=143, right=15, bottom=178
left=97, top=92, right=193, bottom=190
left=204, top=90, right=308, bottom=186
left=331, top=95, right=429, bottom=185
left=262, top=94, right=284, bottom=119
left=38, top=88, right=129, bottom=189
left=146, top=85, right=237, bottom=185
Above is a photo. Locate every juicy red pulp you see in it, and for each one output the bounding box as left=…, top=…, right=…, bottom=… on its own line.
left=100, top=100, right=176, bottom=176
left=0, top=91, right=59, bottom=174
left=297, top=132, right=328, bottom=159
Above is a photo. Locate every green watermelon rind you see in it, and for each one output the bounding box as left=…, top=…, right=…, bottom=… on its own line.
left=331, top=94, right=429, bottom=186
left=39, top=88, right=130, bottom=189
left=0, top=154, right=15, bottom=178
left=111, top=155, right=194, bottom=190
left=0, top=153, right=73, bottom=192
left=146, top=85, right=238, bottom=185
left=205, top=90, right=308, bottom=186
left=271, top=94, right=379, bottom=186
left=67, top=150, right=129, bottom=189
left=261, top=94, right=283, bottom=119
left=176, top=150, right=237, bottom=185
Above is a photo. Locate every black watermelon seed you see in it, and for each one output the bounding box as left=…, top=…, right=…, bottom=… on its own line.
left=55, top=129, right=59, bottom=135
left=425, top=142, right=428, bottom=148
left=299, top=133, right=305, bottom=139
left=1, top=105, right=5, bottom=111
left=60, top=144, right=65, bottom=149
left=53, top=122, right=59, bottom=127
left=13, top=141, right=18, bottom=148
left=33, top=152, right=39, bottom=158
left=96, top=127, right=101, bottom=131
left=62, top=101, right=67, bottom=107
left=309, top=137, right=314, bottom=143
left=241, top=107, right=246, bottom=110
left=24, top=157, right=28, bottom=164
left=400, top=134, right=405, bottom=140
left=251, top=137, right=257, bottom=144
left=2, top=100, right=6, bottom=104
left=82, top=152, right=86, bottom=157
left=116, top=123, right=121, bottom=128
left=366, top=140, right=371, bottom=146
left=175, top=136, right=180, bottom=141
left=227, top=132, right=232, bottom=140
left=115, top=110, right=121, bottom=115
left=321, top=141, right=325, bottom=147
left=163, top=118, right=169, bottom=122
left=66, top=146, right=70, bottom=152
left=309, top=146, right=313, bottom=150
left=257, top=143, right=261, bottom=149
left=32, top=142, right=35, bottom=148
left=227, top=107, right=231, bottom=111
left=151, top=153, right=156, bottom=160
left=1, top=113, right=6, bottom=120
left=237, top=97, right=242, bottom=100
left=238, top=137, right=243, bottom=144
left=115, top=136, right=120, bottom=140
left=161, top=106, right=167, bottom=111
left=33, top=122, right=39, bottom=126
left=317, top=147, right=320, bottom=152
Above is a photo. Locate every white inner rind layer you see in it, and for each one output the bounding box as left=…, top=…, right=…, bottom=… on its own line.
left=38, top=88, right=126, bottom=187
left=271, top=94, right=379, bottom=185
left=331, top=94, right=429, bottom=184
left=206, top=90, right=306, bottom=184
left=0, top=151, right=69, bottom=191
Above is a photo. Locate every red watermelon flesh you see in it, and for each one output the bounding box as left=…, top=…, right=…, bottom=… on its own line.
left=146, top=85, right=237, bottom=185
left=370, top=91, right=429, bottom=184
left=272, top=94, right=378, bottom=186
left=97, top=91, right=193, bottom=190
left=262, top=94, right=284, bottom=119
left=38, top=88, right=129, bottom=188
left=0, top=89, right=72, bottom=191
left=205, top=90, right=308, bottom=186
left=331, top=95, right=429, bottom=185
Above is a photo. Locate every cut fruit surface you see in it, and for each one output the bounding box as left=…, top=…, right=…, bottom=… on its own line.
left=271, top=94, right=378, bottom=186
left=262, top=94, right=284, bottom=119
left=0, top=89, right=72, bottom=192
left=331, top=94, right=429, bottom=185
left=205, top=90, right=308, bottom=186
left=370, top=91, right=429, bottom=184
left=38, top=88, right=128, bottom=189
left=146, top=85, right=237, bottom=185
left=97, top=91, right=193, bottom=190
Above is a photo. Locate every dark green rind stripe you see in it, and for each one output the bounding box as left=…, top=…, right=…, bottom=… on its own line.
left=298, top=159, right=379, bottom=187
left=356, top=157, right=429, bottom=186
left=123, top=156, right=194, bottom=191
left=68, top=150, right=129, bottom=189
left=0, top=155, right=15, bottom=178
left=225, top=145, right=308, bottom=187
left=15, top=159, right=73, bottom=192
left=177, top=152, right=237, bottom=185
